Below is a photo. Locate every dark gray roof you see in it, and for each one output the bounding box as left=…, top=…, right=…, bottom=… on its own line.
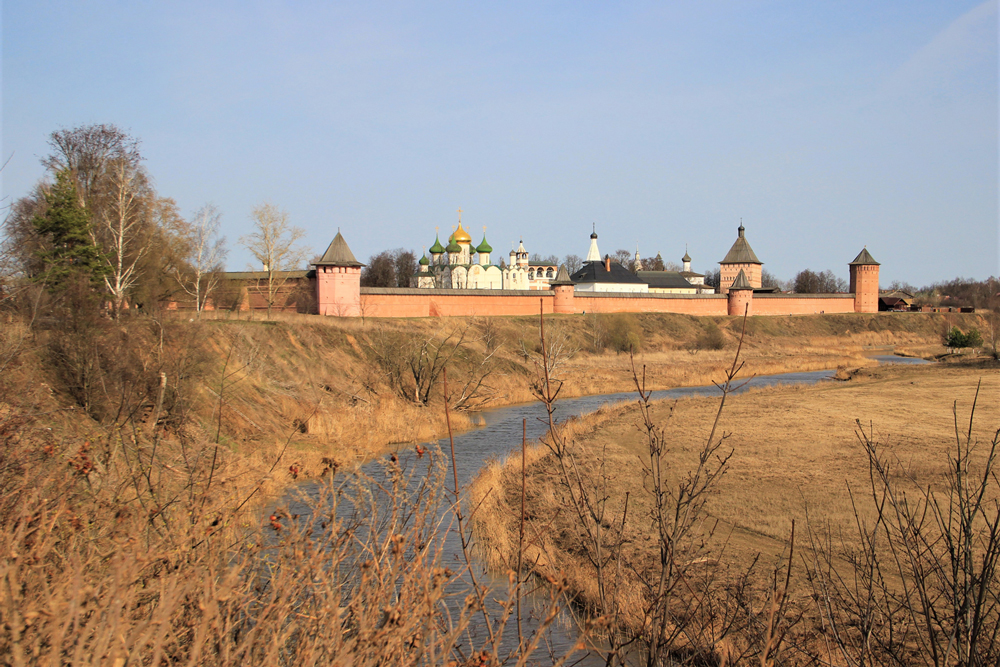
left=636, top=271, right=694, bottom=290
left=849, top=247, right=879, bottom=266
left=720, top=225, right=762, bottom=265
left=679, top=270, right=704, bottom=279
left=221, top=270, right=313, bottom=280
left=570, top=260, right=646, bottom=285
left=730, top=269, right=753, bottom=290
left=550, top=264, right=575, bottom=286
left=316, top=231, right=363, bottom=266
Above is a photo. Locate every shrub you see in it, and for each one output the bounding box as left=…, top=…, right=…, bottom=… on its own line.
left=945, top=326, right=983, bottom=349
left=604, top=314, right=642, bottom=353
left=693, top=320, right=726, bottom=350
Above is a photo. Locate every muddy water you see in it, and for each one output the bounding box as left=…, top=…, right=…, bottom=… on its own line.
left=285, top=355, right=927, bottom=662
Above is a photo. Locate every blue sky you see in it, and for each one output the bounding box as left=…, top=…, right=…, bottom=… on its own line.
left=3, top=1, right=997, bottom=285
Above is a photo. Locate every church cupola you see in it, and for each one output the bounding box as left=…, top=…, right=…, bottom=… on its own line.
left=429, top=234, right=445, bottom=265
left=476, top=230, right=493, bottom=266
left=586, top=225, right=601, bottom=262
left=682, top=246, right=692, bottom=273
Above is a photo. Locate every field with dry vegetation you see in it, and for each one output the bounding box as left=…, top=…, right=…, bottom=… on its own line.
left=471, top=337, right=1000, bottom=664
left=1, top=305, right=994, bottom=665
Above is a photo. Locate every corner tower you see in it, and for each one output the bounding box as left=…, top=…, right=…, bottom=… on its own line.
left=719, top=223, right=762, bottom=293
left=315, top=231, right=363, bottom=316
left=849, top=247, right=880, bottom=313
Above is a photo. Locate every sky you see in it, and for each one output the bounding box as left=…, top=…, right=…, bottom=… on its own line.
left=3, top=1, right=997, bottom=286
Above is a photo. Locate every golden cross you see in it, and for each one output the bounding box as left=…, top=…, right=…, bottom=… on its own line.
left=482, top=225, right=487, bottom=234
left=457, top=208, right=463, bottom=224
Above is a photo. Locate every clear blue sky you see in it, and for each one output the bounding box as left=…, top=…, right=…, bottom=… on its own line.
left=3, top=1, right=997, bottom=285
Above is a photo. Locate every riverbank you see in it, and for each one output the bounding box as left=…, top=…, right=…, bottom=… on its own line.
left=1, top=310, right=982, bottom=506
left=468, top=355, right=1000, bottom=659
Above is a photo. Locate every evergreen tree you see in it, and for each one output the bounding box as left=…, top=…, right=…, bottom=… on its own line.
left=31, top=170, right=107, bottom=290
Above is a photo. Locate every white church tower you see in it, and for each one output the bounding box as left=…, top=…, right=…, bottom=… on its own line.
left=586, top=226, right=601, bottom=262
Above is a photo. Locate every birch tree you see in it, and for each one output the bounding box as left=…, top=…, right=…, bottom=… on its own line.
left=239, top=202, right=307, bottom=318
left=174, top=204, right=227, bottom=316
left=93, top=159, right=151, bottom=318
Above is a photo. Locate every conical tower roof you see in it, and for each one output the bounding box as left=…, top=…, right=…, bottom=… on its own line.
left=549, top=264, right=575, bottom=286
left=849, top=247, right=880, bottom=265
left=720, top=224, right=762, bottom=265
left=316, top=231, right=363, bottom=266
left=730, top=268, right=753, bottom=290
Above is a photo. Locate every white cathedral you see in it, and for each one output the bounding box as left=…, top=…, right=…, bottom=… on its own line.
left=413, top=215, right=559, bottom=290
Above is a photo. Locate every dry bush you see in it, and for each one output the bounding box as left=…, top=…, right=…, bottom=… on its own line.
left=806, top=388, right=1000, bottom=666
left=0, top=399, right=581, bottom=665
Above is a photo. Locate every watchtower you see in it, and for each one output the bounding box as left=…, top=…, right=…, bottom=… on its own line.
left=849, top=248, right=880, bottom=314
left=315, top=231, right=363, bottom=317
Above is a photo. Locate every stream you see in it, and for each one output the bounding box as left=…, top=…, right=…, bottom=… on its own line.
left=283, top=354, right=928, bottom=662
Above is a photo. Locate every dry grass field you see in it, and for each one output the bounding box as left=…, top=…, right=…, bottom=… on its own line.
left=470, top=356, right=1000, bottom=662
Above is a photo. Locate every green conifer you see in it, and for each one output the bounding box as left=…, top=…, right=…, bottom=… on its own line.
left=31, top=170, right=108, bottom=290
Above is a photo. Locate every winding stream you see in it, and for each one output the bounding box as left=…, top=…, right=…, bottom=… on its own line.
left=283, top=354, right=928, bottom=660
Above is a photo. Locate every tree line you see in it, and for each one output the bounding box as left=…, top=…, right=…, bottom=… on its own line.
left=1, top=124, right=311, bottom=320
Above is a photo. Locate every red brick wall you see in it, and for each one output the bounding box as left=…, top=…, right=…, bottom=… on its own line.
left=361, top=289, right=555, bottom=318
left=752, top=294, right=855, bottom=315
left=574, top=294, right=728, bottom=315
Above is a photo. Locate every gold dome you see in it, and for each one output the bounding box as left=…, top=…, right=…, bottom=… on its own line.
left=449, top=223, right=473, bottom=244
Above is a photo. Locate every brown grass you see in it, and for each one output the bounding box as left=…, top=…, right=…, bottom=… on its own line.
left=470, top=355, right=1000, bottom=662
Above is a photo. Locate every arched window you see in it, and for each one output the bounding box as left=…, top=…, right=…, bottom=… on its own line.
left=546, top=268, right=554, bottom=278
left=528, top=269, right=535, bottom=280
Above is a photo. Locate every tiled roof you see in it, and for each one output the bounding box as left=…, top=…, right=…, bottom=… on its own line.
left=849, top=247, right=880, bottom=265
left=730, top=269, right=753, bottom=290
left=636, top=271, right=694, bottom=289
left=570, top=260, right=646, bottom=285
left=316, top=232, right=363, bottom=266
left=720, top=225, right=762, bottom=265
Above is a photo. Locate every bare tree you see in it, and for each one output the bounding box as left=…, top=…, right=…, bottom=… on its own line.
left=793, top=268, right=848, bottom=293
left=563, top=254, right=583, bottom=274
left=239, top=202, right=307, bottom=319
left=91, top=159, right=152, bottom=318
left=174, top=204, right=227, bottom=316
left=612, top=249, right=633, bottom=271
left=44, top=124, right=141, bottom=209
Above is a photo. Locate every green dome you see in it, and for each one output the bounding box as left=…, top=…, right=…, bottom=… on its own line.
left=446, top=239, right=462, bottom=253
left=476, top=236, right=493, bottom=253
left=418, top=254, right=429, bottom=266
left=429, top=235, right=445, bottom=254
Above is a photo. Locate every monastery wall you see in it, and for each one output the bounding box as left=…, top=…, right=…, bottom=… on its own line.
left=752, top=294, right=855, bottom=315
left=573, top=293, right=728, bottom=316
left=360, top=288, right=556, bottom=318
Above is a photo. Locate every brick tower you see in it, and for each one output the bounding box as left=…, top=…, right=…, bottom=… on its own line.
left=314, top=231, right=363, bottom=316
left=727, top=269, right=754, bottom=316
left=549, top=264, right=576, bottom=314
left=848, top=247, right=880, bottom=314
left=719, top=222, right=762, bottom=293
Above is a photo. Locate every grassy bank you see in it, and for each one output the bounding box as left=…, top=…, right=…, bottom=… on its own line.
left=2, top=309, right=982, bottom=501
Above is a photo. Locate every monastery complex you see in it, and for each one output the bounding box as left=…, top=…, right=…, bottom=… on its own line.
left=190, top=221, right=882, bottom=319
